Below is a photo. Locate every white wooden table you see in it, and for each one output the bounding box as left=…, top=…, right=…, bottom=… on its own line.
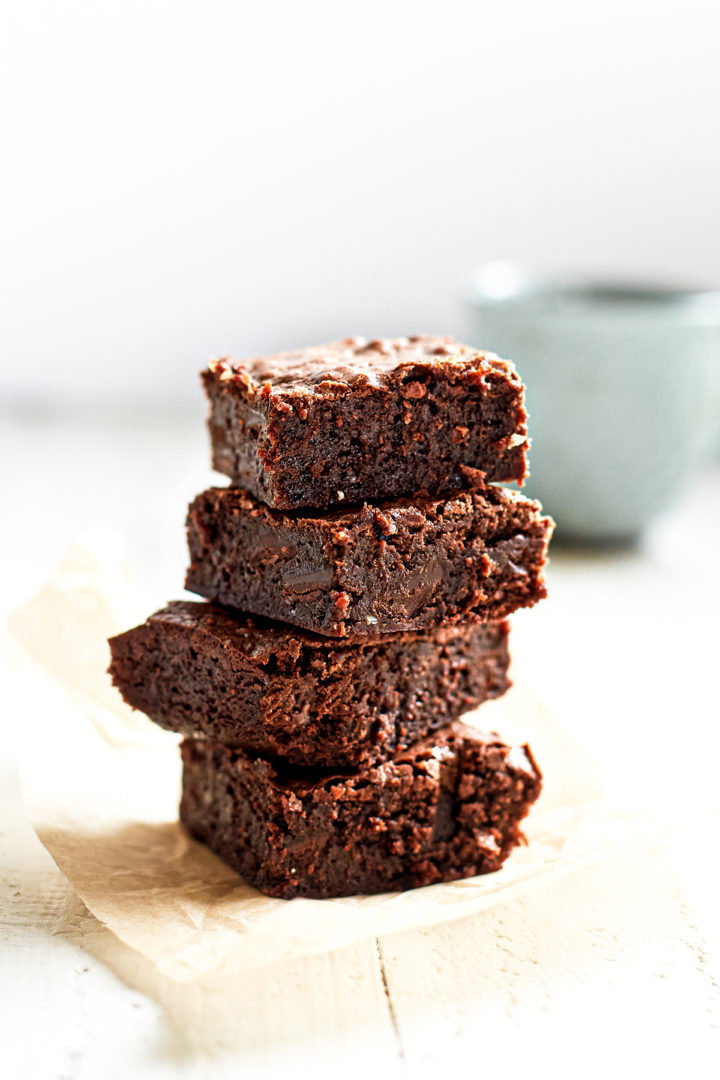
left=1, top=416, right=719, bottom=1079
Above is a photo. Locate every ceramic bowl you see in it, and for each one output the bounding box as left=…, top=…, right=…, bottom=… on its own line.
left=468, top=263, right=720, bottom=541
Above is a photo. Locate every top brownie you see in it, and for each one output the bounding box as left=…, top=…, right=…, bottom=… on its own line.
left=202, top=335, right=528, bottom=509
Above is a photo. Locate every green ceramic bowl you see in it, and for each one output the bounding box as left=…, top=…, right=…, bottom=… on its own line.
left=468, top=263, right=720, bottom=542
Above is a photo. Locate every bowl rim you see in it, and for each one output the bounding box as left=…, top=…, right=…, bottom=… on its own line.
left=468, top=261, right=720, bottom=319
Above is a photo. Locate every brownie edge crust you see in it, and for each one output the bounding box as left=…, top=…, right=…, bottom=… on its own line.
left=179, top=723, right=542, bottom=900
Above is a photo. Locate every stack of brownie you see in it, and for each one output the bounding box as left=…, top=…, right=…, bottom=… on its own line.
left=109, top=336, right=553, bottom=899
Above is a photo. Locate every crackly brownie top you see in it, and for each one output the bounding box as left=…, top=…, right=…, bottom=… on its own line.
left=195, top=482, right=545, bottom=535
left=205, top=335, right=522, bottom=398
left=236, top=721, right=542, bottom=792
left=142, top=601, right=492, bottom=660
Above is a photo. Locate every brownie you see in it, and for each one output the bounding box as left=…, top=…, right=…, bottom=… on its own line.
left=185, top=484, right=553, bottom=638
left=180, top=722, right=542, bottom=899
left=108, top=602, right=511, bottom=768
left=202, top=335, right=528, bottom=510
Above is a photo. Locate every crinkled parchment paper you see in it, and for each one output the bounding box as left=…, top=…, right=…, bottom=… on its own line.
left=5, top=535, right=650, bottom=982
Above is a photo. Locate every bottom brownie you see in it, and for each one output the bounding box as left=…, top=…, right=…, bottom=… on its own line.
left=180, top=723, right=542, bottom=899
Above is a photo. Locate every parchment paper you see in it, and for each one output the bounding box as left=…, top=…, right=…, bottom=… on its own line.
left=5, top=534, right=652, bottom=982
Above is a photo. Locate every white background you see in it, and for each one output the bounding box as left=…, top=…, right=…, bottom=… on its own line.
left=3, top=0, right=720, bottom=409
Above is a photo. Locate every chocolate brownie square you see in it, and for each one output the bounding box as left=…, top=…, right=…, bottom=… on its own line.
left=108, top=603, right=511, bottom=767
left=185, top=484, right=553, bottom=638
left=180, top=722, right=542, bottom=899
left=203, top=335, right=528, bottom=510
